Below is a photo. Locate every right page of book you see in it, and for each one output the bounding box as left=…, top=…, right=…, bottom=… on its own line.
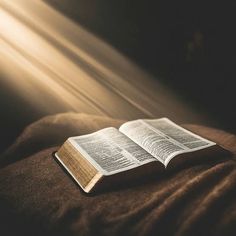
left=119, top=118, right=216, bottom=167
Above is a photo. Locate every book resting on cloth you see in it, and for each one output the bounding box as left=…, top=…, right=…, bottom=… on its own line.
left=55, top=118, right=227, bottom=193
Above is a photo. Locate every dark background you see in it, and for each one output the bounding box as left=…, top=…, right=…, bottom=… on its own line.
left=45, top=0, right=236, bottom=129
left=1, top=0, right=236, bottom=152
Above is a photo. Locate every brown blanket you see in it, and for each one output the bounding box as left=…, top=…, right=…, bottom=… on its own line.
left=0, top=113, right=235, bottom=236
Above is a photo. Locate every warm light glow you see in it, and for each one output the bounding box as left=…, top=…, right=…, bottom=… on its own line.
left=0, top=0, right=202, bottom=121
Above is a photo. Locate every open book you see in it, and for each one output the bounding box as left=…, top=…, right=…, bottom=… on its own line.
left=55, top=118, right=225, bottom=193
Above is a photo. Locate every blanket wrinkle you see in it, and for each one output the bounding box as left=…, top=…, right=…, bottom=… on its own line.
left=134, top=160, right=234, bottom=236
left=176, top=167, right=236, bottom=236
left=216, top=202, right=236, bottom=236
left=95, top=172, right=191, bottom=234
left=105, top=166, right=211, bottom=224
left=105, top=179, right=182, bottom=223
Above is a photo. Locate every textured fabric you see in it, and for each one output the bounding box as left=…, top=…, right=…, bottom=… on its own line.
left=0, top=113, right=124, bottom=167
left=0, top=113, right=235, bottom=236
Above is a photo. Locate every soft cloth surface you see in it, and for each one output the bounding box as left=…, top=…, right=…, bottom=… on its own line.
left=0, top=113, right=235, bottom=236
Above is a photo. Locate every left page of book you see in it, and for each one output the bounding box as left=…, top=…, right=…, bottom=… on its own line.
left=68, top=127, right=157, bottom=176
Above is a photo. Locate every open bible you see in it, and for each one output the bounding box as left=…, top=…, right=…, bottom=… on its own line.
left=55, top=118, right=225, bottom=193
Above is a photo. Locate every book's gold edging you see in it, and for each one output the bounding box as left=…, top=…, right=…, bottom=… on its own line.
left=55, top=152, right=103, bottom=193
left=55, top=140, right=104, bottom=193
left=84, top=172, right=104, bottom=193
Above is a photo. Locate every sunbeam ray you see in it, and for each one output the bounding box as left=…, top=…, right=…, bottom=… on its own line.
left=0, top=0, right=204, bottom=122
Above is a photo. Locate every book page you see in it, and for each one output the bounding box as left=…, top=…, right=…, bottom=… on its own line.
left=119, top=118, right=216, bottom=166
left=69, top=127, right=157, bottom=175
